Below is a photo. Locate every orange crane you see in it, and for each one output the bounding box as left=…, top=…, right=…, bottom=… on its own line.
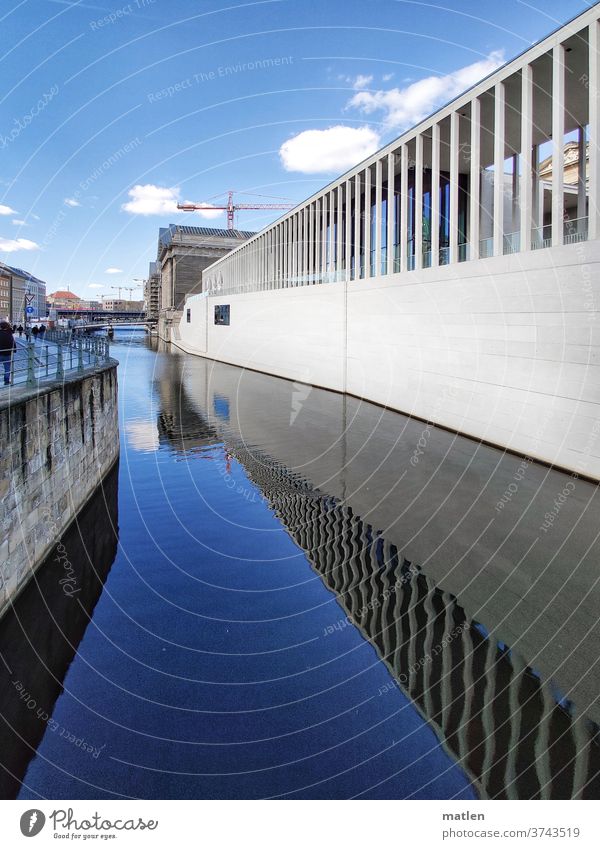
left=177, top=190, right=294, bottom=229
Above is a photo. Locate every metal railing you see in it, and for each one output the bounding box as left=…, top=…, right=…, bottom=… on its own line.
left=479, top=236, right=494, bottom=258
left=44, top=327, right=72, bottom=344
left=531, top=226, right=552, bottom=251
left=503, top=231, right=521, bottom=255
left=0, top=333, right=111, bottom=391
left=564, top=216, right=588, bottom=245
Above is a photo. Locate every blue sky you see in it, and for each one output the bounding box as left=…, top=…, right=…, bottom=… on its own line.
left=0, top=0, right=591, bottom=298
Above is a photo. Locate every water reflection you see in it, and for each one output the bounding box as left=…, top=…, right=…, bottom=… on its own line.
left=0, top=464, right=119, bottom=799
left=160, top=352, right=600, bottom=799
left=3, top=332, right=598, bottom=799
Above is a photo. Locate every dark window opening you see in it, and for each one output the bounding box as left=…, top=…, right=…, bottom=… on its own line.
left=214, top=304, right=230, bottom=325
left=186, top=308, right=191, bottom=323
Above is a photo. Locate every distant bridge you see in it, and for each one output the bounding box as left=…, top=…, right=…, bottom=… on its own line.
left=55, top=309, right=148, bottom=323
left=77, top=320, right=150, bottom=331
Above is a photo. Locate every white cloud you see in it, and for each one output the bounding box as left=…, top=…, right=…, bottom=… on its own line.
left=280, top=125, right=381, bottom=174
left=188, top=201, right=223, bottom=221
left=347, top=50, right=504, bottom=130
left=352, top=74, right=373, bottom=90
left=89, top=283, right=103, bottom=289
left=104, top=267, right=123, bottom=274
left=382, top=73, right=394, bottom=82
left=64, top=197, right=81, bottom=207
left=0, top=204, right=16, bottom=216
left=122, top=184, right=180, bottom=216
left=338, top=73, right=374, bottom=90
left=0, top=237, right=39, bottom=252
left=12, top=219, right=26, bottom=226
left=125, top=420, right=159, bottom=452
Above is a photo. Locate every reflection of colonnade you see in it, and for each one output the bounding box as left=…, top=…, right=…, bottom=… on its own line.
left=225, top=439, right=600, bottom=800
left=152, top=349, right=600, bottom=797
left=177, top=354, right=600, bottom=730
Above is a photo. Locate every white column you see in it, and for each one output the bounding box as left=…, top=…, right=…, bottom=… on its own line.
left=532, top=143, right=540, bottom=232
left=257, top=236, right=262, bottom=289
left=302, top=207, right=308, bottom=284
left=291, top=216, right=296, bottom=284
left=278, top=224, right=283, bottom=286
left=450, top=111, right=460, bottom=262
left=511, top=154, right=519, bottom=233
left=271, top=228, right=275, bottom=288
left=386, top=152, right=395, bottom=274
left=375, top=158, right=383, bottom=276
left=431, top=124, right=440, bottom=266
left=293, top=216, right=298, bottom=284
left=577, top=126, right=587, bottom=223
left=470, top=98, right=481, bottom=260
left=308, top=205, right=314, bottom=282
left=364, top=166, right=371, bottom=277
left=590, top=20, right=600, bottom=240
left=296, top=213, right=301, bottom=283
left=345, top=179, right=352, bottom=280
left=400, top=144, right=408, bottom=272
left=264, top=234, right=268, bottom=288
left=284, top=219, right=289, bottom=287
left=493, top=82, right=505, bottom=257
left=520, top=65, right=533, bottom=253
left=328, top=190, right=335, bottom=276
left=552, top=43, right=565, bottom=247
left=336, top=185, right=343, bottom=278
left=354, top=173, right=361, bottom=279
left=415, top=134, right=423, bottom=269
left=313, top=199, right=321, bottom=283
left=321, top=193, right=328, bottom=279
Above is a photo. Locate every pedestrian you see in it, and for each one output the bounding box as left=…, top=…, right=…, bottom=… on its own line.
left=17, top=324, right=23, bottom=337
left=38, top=323, right=46, bottom=337
left=0, top=320, right=16, bottom=386
left=31, top=324, right=39, bottom=339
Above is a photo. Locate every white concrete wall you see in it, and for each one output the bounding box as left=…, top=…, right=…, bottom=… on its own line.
left=177, top=282, right=345, bottom=391
left=176, top=241, right=600, bottom=479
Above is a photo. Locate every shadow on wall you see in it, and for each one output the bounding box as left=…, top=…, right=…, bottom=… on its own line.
left=0, top=462, right=119, bottom=800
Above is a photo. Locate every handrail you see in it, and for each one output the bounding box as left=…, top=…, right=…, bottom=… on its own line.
left=0, top=333, right=111, bottom=392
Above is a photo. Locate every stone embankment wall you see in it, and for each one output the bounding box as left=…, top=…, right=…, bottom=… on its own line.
left=0, top=362, right=119, bottom=619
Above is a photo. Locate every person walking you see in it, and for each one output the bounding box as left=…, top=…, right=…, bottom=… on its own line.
left=17, top=324, right=23, bottom=337
left=0, top=321, right=16, bottom=386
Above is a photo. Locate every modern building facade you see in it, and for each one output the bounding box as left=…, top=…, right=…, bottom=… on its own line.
left=102, top=299, right=144, bottom=312
left=0, top=263, right=47, bottom=321
left=178, top=5, right=600, bottom=481
left=156, top=224, right=254, bottom=341
left=144, top=261, right=160, bottom=323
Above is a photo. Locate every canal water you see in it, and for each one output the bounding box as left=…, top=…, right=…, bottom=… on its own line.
left=1, top=331, right=599, bottom=800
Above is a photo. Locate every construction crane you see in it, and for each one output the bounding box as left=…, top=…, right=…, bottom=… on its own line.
left=109, top=285, right=140, bottom=300
left=177, top=190, right=294, bottom=229
left=122, top=286, right=140, bottom=300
